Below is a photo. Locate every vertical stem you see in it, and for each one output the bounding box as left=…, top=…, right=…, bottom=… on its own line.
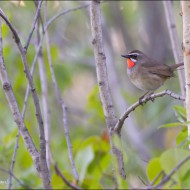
left=36, top=21, right=52, bottom=170
left=181, top=1, right=190, bottom=146
left=90, top=0, right=126, bottom=187
left=163, top=1, right=185, bottom=95
left=44, top=2, right=79, bottom=181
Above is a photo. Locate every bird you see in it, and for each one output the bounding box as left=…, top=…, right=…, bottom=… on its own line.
left=121, top=50, right=183, bottom=102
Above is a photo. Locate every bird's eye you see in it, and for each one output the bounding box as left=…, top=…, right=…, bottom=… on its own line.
left=132, top=54, right=137, bottom=59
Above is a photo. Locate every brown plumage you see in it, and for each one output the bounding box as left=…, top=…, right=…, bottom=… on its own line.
left=121, top=50, right=183, bottom=92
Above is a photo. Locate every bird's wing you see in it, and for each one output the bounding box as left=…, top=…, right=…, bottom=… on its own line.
left=148, top=65, right=174, bottom=78
left=140, top=59, right=174, bottom=78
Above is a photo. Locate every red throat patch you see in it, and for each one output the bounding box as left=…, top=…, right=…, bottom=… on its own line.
left=127, top=58, right=135, bottom=69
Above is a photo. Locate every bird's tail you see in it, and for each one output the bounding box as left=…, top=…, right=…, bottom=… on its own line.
left=171, top=62, right=184, bottom=71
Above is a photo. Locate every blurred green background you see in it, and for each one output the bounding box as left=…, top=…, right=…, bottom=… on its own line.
left=0, top=1, right=185, bottom=189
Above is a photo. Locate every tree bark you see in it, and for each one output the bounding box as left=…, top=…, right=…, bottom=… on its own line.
left=181, top=1, right=190, bottom=146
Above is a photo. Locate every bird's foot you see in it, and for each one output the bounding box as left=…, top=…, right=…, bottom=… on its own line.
left=138, top=91, right=149, bottom=105
left=138, top=97, right=144, bottom=105
left=147, top=92, right=154, bottom=102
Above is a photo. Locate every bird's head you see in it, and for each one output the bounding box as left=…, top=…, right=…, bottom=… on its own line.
left=121, top=50, right=146, bottom=69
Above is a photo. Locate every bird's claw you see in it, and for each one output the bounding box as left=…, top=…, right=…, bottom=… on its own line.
left=138, top=97, right=144, bottom=105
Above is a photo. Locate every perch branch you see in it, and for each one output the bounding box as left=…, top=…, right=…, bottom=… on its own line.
left=114, top=90, right=185, bottom=133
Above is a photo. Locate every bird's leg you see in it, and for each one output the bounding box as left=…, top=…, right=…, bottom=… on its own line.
left=147, top=91, right=155, bottom=102
left=139, top=91, right=150, bottom=105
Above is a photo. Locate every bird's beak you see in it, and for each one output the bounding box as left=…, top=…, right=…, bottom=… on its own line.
left=121, top=54, right=130, bottom=58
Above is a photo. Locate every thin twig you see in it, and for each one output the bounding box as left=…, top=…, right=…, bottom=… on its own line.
left=45, top=21, right=79, bottom=182
left=54, top=164, right=82, bottom=190
left=149, top=154, right=190, bottom=189
left=0, top=168, right=32, bottom=189
left=146, top=171, right=164, bottom=189
left=7, top=132, right=20, bottom=190
left=44, top=2, right=79, bottom=181
left=45, top=4, right=90, bottom=31
left=22, top=3, right=90, bottom=119
left=24, top=0, right=43, bottom=51
left=114, top=90, right=185, bottom=133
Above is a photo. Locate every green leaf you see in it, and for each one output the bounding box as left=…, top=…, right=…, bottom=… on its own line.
left=176, top=128, right=188, bottom=147
left=147, top=157, right=162, bottom=185
left=173, top=105, right=186, bottom=122
left=75, top=145, right=94, bottom=184
left=182, top=169, right=190, bottom=188
left=160, top=148, right=190, bottom=182
left=159, top=122, right=190, bottom=129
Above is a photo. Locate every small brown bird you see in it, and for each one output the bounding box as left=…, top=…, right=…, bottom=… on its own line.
left=121, top=50, right=183, bottom=100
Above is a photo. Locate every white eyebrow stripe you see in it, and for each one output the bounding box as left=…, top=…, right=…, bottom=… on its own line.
left=128, top=52, right=140, bottom=56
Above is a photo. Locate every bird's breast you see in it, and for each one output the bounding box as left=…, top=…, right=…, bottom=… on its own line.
left=127, top=67, right=167, bottom=91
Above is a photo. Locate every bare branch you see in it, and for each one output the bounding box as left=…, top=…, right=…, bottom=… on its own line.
left=24, top=0, right=43, bottom=51
left=0, top=10, right=51, bottom=189
left=8, top=2, right=44, bottom=187
left=54, top=164, right=82, bottom=190
left=114, top=90, right=185, bottom=133
left=45, top=4, right=90, bottom=31
left=22, top=4, right=90, bottom=118
left=0, top=21, right=40, bottom=187
left=90, top=0, right=126, bottom=185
